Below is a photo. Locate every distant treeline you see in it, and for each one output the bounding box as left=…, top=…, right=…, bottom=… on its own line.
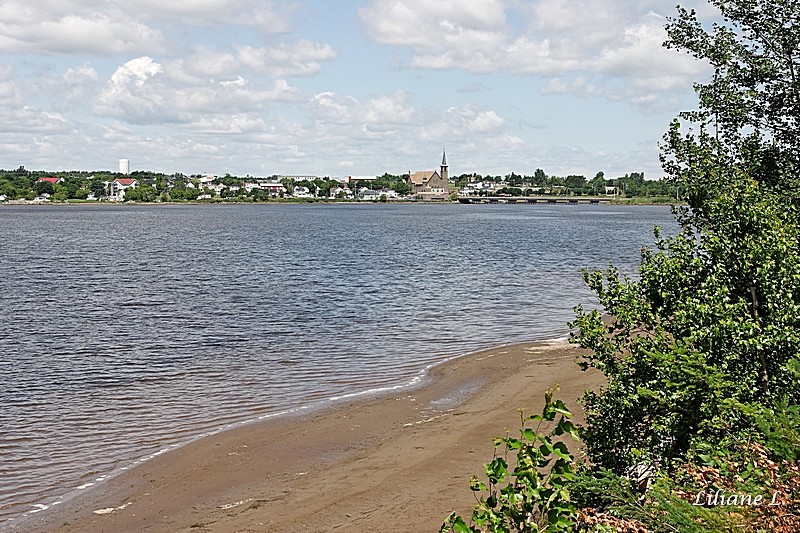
left=454, top=170, right=678, bottom=198
left=0, top=166, right=678, bottom=201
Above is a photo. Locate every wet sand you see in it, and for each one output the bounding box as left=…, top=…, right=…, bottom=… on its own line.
left=25, top=340, right=603, bottom=533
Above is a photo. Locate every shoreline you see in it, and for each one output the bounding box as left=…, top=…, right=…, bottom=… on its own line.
left=0, top=198, right=682, bottom=207
left=2, top=339, right=542, bottom=527
left=18, top=339, right=604, bottom=533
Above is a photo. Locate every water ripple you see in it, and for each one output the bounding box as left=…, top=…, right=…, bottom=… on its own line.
left=0, top=203, right=676, bottom=527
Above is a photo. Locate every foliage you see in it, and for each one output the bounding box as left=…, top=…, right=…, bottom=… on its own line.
left=33, top=180, right=54, bottom=195
left=662, top=0, right=800, bottom=208
left=457, top=171, right=675, bottom=198
left=169, top=186, right=201, bottom=201
left=0, top=167, right=675, bottom=202
left=373, top=172, right=410, bottom=195
left=441, top=388, right=581, bottom=533
left=447, top=2, right=800, bottom=532
left=124, top=185, right=157, bottom=202
left=571, top=467, right=746, bottom=533
left=570, top=0, right=800, bottom=476
left=571, top=178, right=800, bottom=472
left=670, top=441, right=800, bottom=532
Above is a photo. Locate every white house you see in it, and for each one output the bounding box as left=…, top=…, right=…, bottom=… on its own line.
left=360, top=188, right=382, bottom=200
left=331, top=186, right=353, bottom=199
left=110, top=178, right=138, bottom=201
left=208, top=183, right=226, bottom=195
left=261, top=182, right=286, bottom=197
left=460, top=181, right=495, bottom=196
left=293, top=186, right=314, bottom=198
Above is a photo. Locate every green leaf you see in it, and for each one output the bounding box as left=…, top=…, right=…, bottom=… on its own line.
left=469, top=476, right=487, bottom=492
left=552, top=442, right=572, bottom=461
left=450, top=515, right=471, bottom=533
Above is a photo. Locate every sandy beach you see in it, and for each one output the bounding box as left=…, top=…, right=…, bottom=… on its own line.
left=23, top=340, right=603, bottom=533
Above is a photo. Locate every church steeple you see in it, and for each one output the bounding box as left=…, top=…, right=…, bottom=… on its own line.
left=440, top=149, right=448, bottom=184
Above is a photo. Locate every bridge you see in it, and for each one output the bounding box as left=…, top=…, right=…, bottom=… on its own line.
left=457, top=196, right=614, bottom=204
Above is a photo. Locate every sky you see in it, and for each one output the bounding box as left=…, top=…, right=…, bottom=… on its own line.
left=0, top=0, right=719, bottom=179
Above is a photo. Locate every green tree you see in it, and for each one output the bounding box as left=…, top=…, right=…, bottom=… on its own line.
left=395, top=180, right=411, bottom=196
left=124, top=185, right=156, bottom=202
left=171, top=187, right=200, bottom=201
left=73, top=188, right=89, bottom=200
left=589, top=172, right=605, bottom=195
left=506, top=172, right=523, bottom=187
left=662, top=0, right=800, bottom=207
left=565, top=175, right=586, bottom=190
left=572, top=0, right=800, bottom=476
left=0, top=180, right=18, bottom=199
left=89, top=179, right=107, bottom=198
left=315, top=178, right=337, bottom=198
left=280, top=177, right=295, bottom=195
left=33, top=181, right=54, bottom=196
left=249, top=188, right=269, bottom=201
left=52, top=184, right=69, bottom=202
left=216, top=173, right=242, bottom=187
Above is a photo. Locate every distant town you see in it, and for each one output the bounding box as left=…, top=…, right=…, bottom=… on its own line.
left=0, top=153, right=679, bottom=204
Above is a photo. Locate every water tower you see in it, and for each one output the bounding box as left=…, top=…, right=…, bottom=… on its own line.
left=119, top=159, right=130, bottom=175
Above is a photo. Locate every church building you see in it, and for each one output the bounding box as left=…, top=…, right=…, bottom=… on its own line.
left=408, top=150, right=450, bottom=200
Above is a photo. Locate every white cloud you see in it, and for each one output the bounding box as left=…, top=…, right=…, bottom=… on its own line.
left=135, top=0, right=244, bottom=19
left=362, top=91, right=414, bottom=124
left=0, top=2, right=709, bottom=178
left=220, top=75, right=248, bottom=88
left=0, top=106, right=70, bottom=134
left=109, top=57, right=164, bottom=90
left=64, top=63, right=100, bottom=84
left=176, top=48, right=238, bottom=80
left=171, top=40, right=337, bottom=83
left=189, top=114, right=268, bottom=134
left=360, top=0, right=508, bottom=45
left=306, top=90, right=416, bottom=143
left=360, top=0, right=710, bottom=106
left=0, top=1, right=293, bottom=55
left=0, top=66, right=21, bottom=107
left=310, top=92, right=358, bottom=123
left=95, top=56, right=302, bottom=125
left=0, top=4, right=165, bottom=55
left=446, top=107, right=504, bottom=132
left=0, top=81, right=21, bottom=107
left=360, top=0, right=509, bottom=73
left=261, top=78, right=303, bottom=101
left=236, top=40, right=337, bottom=77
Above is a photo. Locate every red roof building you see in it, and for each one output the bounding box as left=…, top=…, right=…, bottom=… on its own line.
left=36, top=177, right=62, bottom=184
left=110, top=178, right=139, bottom=201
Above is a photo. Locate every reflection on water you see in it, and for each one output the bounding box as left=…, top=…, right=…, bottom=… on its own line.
left=0, top=202, right=677, bottom=525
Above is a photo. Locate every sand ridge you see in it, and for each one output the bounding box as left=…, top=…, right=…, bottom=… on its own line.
left=23, top=340, right=603, bottom=533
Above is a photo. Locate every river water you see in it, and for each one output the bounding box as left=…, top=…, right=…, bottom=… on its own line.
left=0, top=202, right=677, bottom=527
